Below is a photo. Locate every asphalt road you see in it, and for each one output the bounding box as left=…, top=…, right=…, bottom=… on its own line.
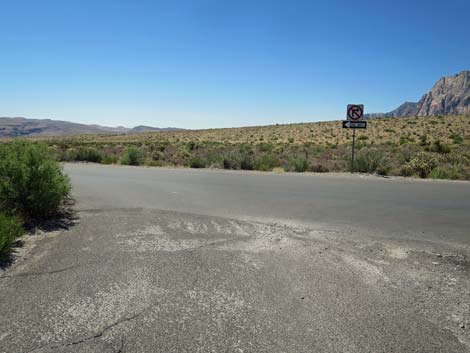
left=1, top=164, right=470, bottom=353
left=66, top=164, right=470, bottom=245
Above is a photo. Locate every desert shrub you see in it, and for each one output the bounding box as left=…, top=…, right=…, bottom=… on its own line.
left=353, top=148, right=390, bottom=175
left=187, top=142, right=198, bottom=151
left=0, top=213, right=24, bottom=260
left=431, top=166, right=464, bottom=180
left=429, top=168, right=450, bottom=180
left=450, top=133, right=463, bottom=145
left=0, top=141, right=71, bottom=219
left=75, top=147, right=103, bottom=163
left=258, top=143, right=274, bottom=153
left=255, top=155, right=280, bottom=171
left=144, top=159, right=163, bottom=167
left=240, top=154, right=255, bottom=170
left=101, top=155, right=118, bottom=164
left=310, top=164, right=329, bottom=173
left=404, top=152, right=438, bottom=178
left=288, top=158, right=309, bottom=172
left=61, top=148, right=79, bottom=162
left=430, top=140, right=451, bottom=154
left=443, top=150, right=470, bottom=170
left=419, top=135, right=429, bottom=146
left=188, top=157, right=206, bottom=168
left=120, top=147, right=144, bottom=166
left=358, top=135, right=368, bottom=141
left=151, top=151, right=165, bottom=161
left=223, top=158, right=239, bottom=170
left=398, top=145, right=419, bottom=164
left=400, top=164, right=415, bottom=177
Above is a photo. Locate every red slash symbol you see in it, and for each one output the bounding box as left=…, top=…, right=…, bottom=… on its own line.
left=348, top=105, right=363, bottom=121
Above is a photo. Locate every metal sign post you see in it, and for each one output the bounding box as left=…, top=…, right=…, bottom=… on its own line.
left=343, top=104, right=365, bottom=173
left=351, top=127, right=356, bottom=173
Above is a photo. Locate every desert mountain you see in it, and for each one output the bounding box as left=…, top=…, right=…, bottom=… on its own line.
left=370, top=70, right=470, bottom=117
left=0, top=117, right=181, bottom=138
left=129, top=125, right=178, bottom=133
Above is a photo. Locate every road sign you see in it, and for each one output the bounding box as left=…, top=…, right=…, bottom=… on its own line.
left=344, top=104, right=366, bottom=173
left=342, top=120, right=367, bottom=129
left=347, top=104, right=364, bottom=121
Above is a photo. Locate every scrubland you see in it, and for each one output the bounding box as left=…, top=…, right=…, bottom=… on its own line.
left=33, top=115, right=470, bottom=180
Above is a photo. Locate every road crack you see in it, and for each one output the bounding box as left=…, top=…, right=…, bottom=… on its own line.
left=23, top=313, right=139, bottom=353
left=1, top=265, right=80, bottom=279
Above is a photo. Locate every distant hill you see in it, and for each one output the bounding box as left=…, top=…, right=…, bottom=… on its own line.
left=129, top=125, right=180, bottom=133
left=368, top=70, right=470, bottom=118
left=0, top=117, right=181, bottom=138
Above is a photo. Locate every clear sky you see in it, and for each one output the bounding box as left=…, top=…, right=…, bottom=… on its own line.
left=1, top=0, right=469, bottom=129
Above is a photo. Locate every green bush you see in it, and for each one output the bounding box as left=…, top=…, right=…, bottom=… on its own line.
left=0, top=213, right=24, bottom=261
left=240, top=155, right=255, bottom=170
left=120, top=147, right=144, bottom=166
left=419, top=135, right=429, bottom=146
left=429, top=168, right=450, bottom=180
left=255, top=155, right=280, bottom=171
left=223, top=158, right=238, bottom=170
left=61, top=148, right=78, bottom=162
left=310, top=164, right=329, bottom=173
left=188, top=157, right=206, bottom=168
left=400, top=164, right=414, bottom=177
left=450, top=133, right=463, bottom=145
left=76, top=147, right=103, bottom=163
left=353, top=148, right=390, bottom=175
left=288, top=158, right=309, bottom=172
left=404, top=152, right=438, bottom=178
left=144, top=159, right=163, bottom=167
left=101, top=155, right=118, bottom=164
left=429, top=166, right=463, bottom=180
left=398, top=145, right=419, bottom=164
left=0, top=141, right=71, bottom=219
left=430, top=140, right=451, bottom=154
left=258, top=143, right=274, bottom=153
left=60, top=147, right=103, bottom=163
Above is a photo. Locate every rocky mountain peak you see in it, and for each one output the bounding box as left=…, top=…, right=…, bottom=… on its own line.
left=369, top=70, right=470, bottom=118
left=416, top=70, right=470, bottom=116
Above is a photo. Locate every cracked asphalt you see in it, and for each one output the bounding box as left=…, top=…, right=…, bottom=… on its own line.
left=1, top=164, right=470, bottom=352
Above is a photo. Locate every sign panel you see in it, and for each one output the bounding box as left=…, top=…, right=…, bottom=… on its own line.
left=342, top=120, right=367, bottom=129
left=347, top=104, right=364, bottom=121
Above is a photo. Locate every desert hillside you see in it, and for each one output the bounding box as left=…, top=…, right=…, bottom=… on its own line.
left=37, top=115, right=469, bottom=146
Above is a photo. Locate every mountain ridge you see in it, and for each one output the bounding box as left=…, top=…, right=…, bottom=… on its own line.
left=0, top=117, right=181, bottom=138
left=368, top=70, right=470, bottom=118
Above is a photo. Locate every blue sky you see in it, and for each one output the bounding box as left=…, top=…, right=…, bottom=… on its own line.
left=1, top=0, right=469, bottom=129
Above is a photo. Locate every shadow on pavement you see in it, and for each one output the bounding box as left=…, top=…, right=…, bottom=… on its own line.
left=0, top=198, right=79, bottom=270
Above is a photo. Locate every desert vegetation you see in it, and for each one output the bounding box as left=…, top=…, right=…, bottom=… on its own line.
left=32, top=115, right=469, bottom=180
left=33, top=114, right=469, bottom=146
left=0, top=141, right=71, bottom=261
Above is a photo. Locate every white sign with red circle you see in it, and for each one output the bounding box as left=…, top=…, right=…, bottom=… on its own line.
left=347, top=104, right=364, bottom=121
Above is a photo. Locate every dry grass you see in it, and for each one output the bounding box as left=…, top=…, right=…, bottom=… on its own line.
left=12, top=115, right=469, bottom=180
left=32, top=115, right=470, bottom=146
